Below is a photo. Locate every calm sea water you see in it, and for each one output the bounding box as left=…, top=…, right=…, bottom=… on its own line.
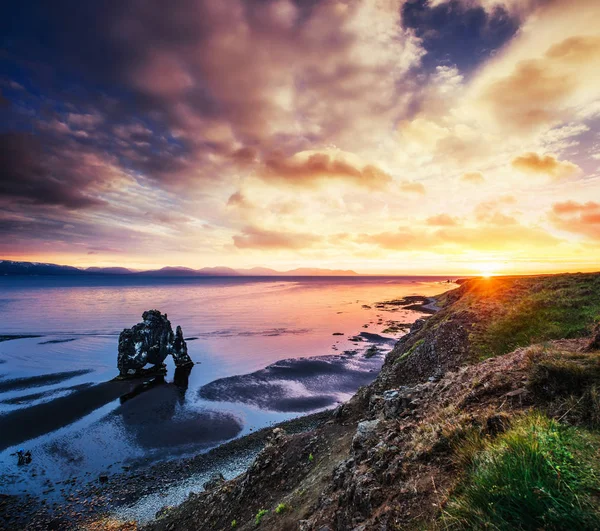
left=0, top=275, right=449, bottom=496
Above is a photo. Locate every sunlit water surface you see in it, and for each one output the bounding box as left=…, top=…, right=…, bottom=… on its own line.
left=0, top=276, right=449, bottom=496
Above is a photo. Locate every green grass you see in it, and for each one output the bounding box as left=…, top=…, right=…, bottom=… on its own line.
left=254, top=509, right=268, bottom=525
left=444, top=413, right=600, bottom=530
left=527, top=347, right=600, bottom=427
left=462, top=273, right=600, bottom=359
left=275, top=503, right=289, bottom=514
left=395, top=338, right=425, bottom=363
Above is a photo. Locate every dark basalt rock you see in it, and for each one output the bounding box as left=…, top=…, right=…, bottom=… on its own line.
left=117, top=310, right=194, bottom=378
left=173, top=325, right=194, bottom=368
left=203, top=472, right=226, bottom=491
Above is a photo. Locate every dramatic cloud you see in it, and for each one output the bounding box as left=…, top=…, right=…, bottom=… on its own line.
left=0, top=0, right=599, bottom=273
left=473, top=7, right=600, bottom=134
left=0, top=132, right=112, bottom=209
left=511, top=152, right=581, bottom=180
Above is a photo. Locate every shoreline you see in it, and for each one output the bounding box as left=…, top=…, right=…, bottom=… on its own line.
left=0, top=287, right=448, bottom=530
left=1, top=410, right=332, bottom=530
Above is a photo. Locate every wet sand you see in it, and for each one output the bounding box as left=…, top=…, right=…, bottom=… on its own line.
left=199, top=351, right=384, bottom=412
left=0, top=379, right=131, bottom=451
left=0, top=374, right=245, bottom=453
left=1, top=410, right=331, bottom=530
left=0, top=370, right=93, bottom=394
left=0, top=335, right=43, bottom=343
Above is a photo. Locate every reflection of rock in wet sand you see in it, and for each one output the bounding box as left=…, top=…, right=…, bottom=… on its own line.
left=358, top=332, right=396, bottom=344
left=114, top=374, right=242, bottom=449
left=198, top=354, right=384, bottom=413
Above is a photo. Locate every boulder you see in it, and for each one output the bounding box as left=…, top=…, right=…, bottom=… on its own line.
left=203, top=472, right=226, bottom=491
left=117, top=310, right=194, bottom=378
left=352, top=419, right=380, bottom=451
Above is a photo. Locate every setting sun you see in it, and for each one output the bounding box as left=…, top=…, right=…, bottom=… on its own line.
left=478, top=263, right=502, bottom=278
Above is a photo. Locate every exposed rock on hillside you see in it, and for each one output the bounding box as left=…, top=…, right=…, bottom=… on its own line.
left=117, top=310, right=194, bottom=378
left=143, top=273, right=600, bottom=531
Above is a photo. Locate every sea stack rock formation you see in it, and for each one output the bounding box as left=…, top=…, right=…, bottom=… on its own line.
left=117, top=310, right=194, bottom=378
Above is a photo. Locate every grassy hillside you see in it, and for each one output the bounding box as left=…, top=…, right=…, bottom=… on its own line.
left=100, top=273, right=600, bottom=531
left=459, top=273, right=600, bottom=359
left=384, top=273, right=600, bottom=386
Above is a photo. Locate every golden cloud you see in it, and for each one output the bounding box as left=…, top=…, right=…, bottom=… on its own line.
left=426, top=214, right=458, bottom=226
left=511, top=152, right=581, bottom=179
left=259, top=151, right=393, bottom=190
left=356, top=222, right=558, bottom=252
left=232, top=225, right=322, bottom=250
left=479, top=34, right=600, bottom=132
left=549, top=200, right=600, bottom=239
left=460, top=171, right=485, bottom=184
left=400, top=181, right=426, bottom=194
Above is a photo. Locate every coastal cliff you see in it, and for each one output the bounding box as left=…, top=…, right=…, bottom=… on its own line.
left=123, top=274, right=600, bottom=530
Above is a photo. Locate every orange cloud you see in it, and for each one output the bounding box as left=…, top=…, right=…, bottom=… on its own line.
left=473, top=195, right=517, bottom=225
left=227, top=191, right=250, bottom=208
left=260, top=152, right=392, bottom=190
left=400, top=181, right=426, bottom=194
left=426, top=214, right=458, bottom=226
left=232, top=226, right=321, bottom=250
left=356, top=222, right=557, bottom=252
left=549, top=201, right=600, bottom=239
left=511, top=152, right=581, bottom=179
left=460, top=171, right=485, bottom=184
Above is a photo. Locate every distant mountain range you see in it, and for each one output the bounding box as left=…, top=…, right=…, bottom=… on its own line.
left=0, top=260, right=358, bottom=277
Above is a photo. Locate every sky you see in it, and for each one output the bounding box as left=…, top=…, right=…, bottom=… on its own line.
left=1, top=0, right=599, bottom=275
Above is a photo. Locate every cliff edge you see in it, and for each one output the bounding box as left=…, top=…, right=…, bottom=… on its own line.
left=143, top=272, right=600, bottom=531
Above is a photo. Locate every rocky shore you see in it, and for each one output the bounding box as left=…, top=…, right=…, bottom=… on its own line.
left=140, top=272, right=600, bottom=531
left=0, top=411, right=331, bottom=531
left=1, top=288, right=437, bottom=530
left=6, top=273, right=599, bottom=530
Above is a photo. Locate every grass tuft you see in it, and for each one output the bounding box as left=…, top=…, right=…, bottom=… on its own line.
left=254, top=509, right=268, bottom=526
left=275, top=503, right=289, bottom=514
left=444, top=413, right=600, bottom=530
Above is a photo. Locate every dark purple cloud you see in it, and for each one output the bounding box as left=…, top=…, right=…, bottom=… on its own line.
left=0, top=132, right=107, bottom=209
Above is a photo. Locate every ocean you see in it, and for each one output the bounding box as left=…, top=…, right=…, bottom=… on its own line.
left=0, top=275, right=449, bottom=498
